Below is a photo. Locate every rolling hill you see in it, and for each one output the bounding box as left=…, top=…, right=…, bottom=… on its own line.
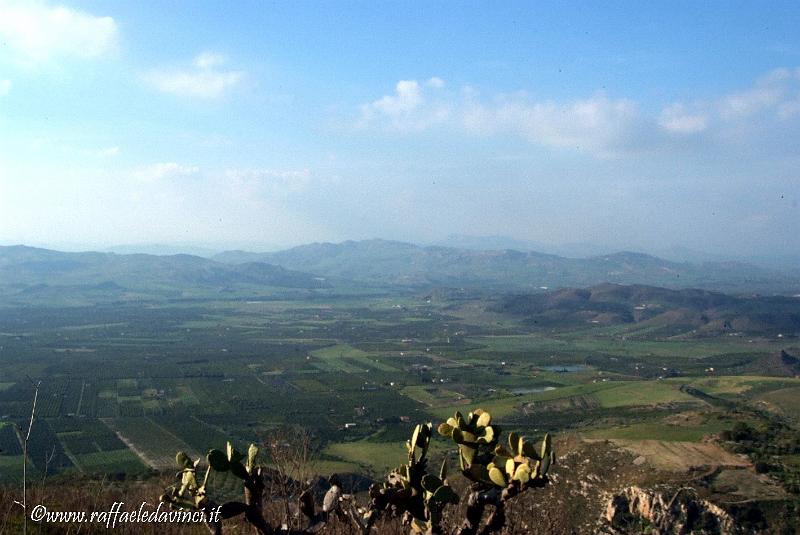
left=214, top=239, right=799, bottom=293
left=494, top=283, right=800, bottom=337
left=2, top=240, right=798, bottom=305
left=0, top=245, right=329, bottom=303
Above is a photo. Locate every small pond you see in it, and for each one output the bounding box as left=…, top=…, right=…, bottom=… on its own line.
left=540, top=364, right=589, bottom=372
left=510, top=386, right=557, bottom=395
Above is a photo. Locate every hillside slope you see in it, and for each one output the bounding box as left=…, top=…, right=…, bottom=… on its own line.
left=494, top=283, right=800, bottom=336
left=214, top=239, right=798, bottom=293
left=0, top=245, right=328, bottom=302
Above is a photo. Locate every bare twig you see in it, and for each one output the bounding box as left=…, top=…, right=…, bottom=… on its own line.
left=264, top=426, right=317, bottom=530
left=16, top=378, right=41, bottom=535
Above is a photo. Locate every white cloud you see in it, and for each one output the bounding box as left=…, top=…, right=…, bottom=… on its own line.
left=718, top=68, right=800, bottom=120
left=359, top=78, right=451, bottom=131
left=368, top=80, right=423, bottom=116
left=778, top=96, right=800, bottom=120
left=359, top=80, right=650, bottom=154
left=145, top=52, right=244, bottom=99
left=538, top=96, right=644, bottom=152
left=426, top=77, right=445, bottom=89
left=358, top=67, right=800, bottom=157
left=658, top=104, right=708, bottom=134
left=0, top=80, right=10, bottom=96
left=134, top=162, right=199, bottom=183
left=465, top=93, right=647, bottom=156
left=193, top=52, right=225, bottom=70
left=0, top=1, right=117, bottom=63
left=720, top=86, right=783, bottom=119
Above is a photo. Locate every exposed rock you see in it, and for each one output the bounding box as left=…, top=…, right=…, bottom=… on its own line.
left=602, top=485, right=736, bottom=534
left=499, top=438, right=791, bottom=534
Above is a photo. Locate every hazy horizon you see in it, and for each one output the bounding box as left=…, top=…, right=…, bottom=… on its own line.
left=1, top=1, right=799, bottom=258
left=3, top=234, right=800, bottom=272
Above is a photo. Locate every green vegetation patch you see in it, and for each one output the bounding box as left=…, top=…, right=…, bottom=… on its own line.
left=309, top=460, right=361, bottom=476
left=594, top=381, right=697, bottom=408
left=74, top=449, right=148, bottom=474
left=0, top=454, right=26, bottom=482
left=291, top=378, right=328, bottom=393
left=171, top=385, right=200, bottom=406
left=311, top=344, right=397, bottom=373
left=0, top=292, right=796, bottom=484
left=0, top=423, right=22, bottom=455
left=466, top=334, right=557, bottom=353
left=401, top=385, right=468, bottom=407
left=756, top=386, right=800, bottom=420
left=429, top=382, right=618, bottom=420
left=108, top=417, right=198, bottom=469
left=468, top=334, right=783, bottom=360
left=324, top=440, right=445, bottom=475
left=678, top=376, right=800, bottom=396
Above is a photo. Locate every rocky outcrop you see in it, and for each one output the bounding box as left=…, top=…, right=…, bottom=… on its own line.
left=602, top=485, right=736, bottom=534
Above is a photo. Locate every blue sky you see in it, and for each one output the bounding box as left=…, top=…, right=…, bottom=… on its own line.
left=0, top=1, right=799, bottom=257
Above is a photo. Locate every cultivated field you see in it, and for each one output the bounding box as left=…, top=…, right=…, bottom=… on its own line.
left=0, top=290, right=797, bottom=501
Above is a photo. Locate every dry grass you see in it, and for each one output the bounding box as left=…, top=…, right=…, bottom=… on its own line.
left=598, top=439, right=750, bottom=471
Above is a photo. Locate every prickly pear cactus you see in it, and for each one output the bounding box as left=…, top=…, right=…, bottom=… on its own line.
left=160, top=450, right=212, bottom=512
left=161, top=441, right=266, bottom=530
left=205, top=441, right=259, bottom=481
left=365, top=423, right=459, bottom=535
left=437, top=409, right=497, bottom=472
left=438, top=408, right=554, bottom=490
left=159, top=412, right=554, bottom=535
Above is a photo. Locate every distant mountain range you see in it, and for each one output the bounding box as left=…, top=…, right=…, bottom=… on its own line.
left=431, top=234, right=615, bottom=258
left=433, top=234, right=800, bottom=272
left=494, top=283, right=800, bottom=337
left=0, top=240, right=798, bottom=305
left=0, top=245, right=328, bottom=303
left=213, top=239, right=799, bottom=293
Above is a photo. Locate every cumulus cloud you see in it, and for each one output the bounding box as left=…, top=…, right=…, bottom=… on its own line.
left=359, top=78, right=450, bottom=131
left=0, top=1, right=117, bottom=63
left=718, top=68, right=797, bottom=120
left=464, top=92, right=650, bottom=156
left=134, top=162, right=199, bottom=183
left=359, top=79, right=652, bottom=154
left=366, top=80, right=423, bottom=115
left=666, top=67, right=800, bottom=148
left=358, top=68, right=800, bottom=157
left=144, top=52, right=244, bottom=99
left=0, top=80, right=10, bottom=96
